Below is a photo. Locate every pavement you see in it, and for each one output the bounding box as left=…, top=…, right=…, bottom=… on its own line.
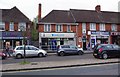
left=1, top=50, right=120, bottom=72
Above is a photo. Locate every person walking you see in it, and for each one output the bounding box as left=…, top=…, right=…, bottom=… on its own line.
left=5, top=44, right=11, bottom=57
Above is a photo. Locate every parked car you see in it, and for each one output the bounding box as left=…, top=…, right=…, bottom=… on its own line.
left=13, top=45, right=47, bottom=59
left=57, top=45, right=84, bottom=56
left=93, top=44, right=120, bottom=59
left=0, top=51, right=7, bottom=60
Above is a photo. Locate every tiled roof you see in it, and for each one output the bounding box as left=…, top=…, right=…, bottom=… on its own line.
left=40, top=10, right=75, bottom=23
left=70, top=9, right=119, bottom=24
left=1, top=6, right=30, bottom=23
left=39, top=9, right=119, bottom=24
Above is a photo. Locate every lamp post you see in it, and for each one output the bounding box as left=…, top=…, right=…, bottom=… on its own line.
left=20, top=26, right=26, bottom=63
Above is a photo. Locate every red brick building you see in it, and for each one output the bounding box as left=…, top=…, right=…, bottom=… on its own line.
left=38, top=4, right=120, bottom=50
left=0, top=6, right=30, bottom=49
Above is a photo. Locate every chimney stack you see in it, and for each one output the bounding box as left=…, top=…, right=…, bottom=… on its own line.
left=38, top=3, right=41, bottom=21
left=95, top=5, right=101, bottom=12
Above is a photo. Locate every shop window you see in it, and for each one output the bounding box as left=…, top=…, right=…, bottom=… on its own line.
left=56, top=24, right=62, bottom=32
left=99, top=24, right=105, bottom=31
left=18, top=22, right=26, bottom=31
left=90, top=23, right=96, bottom=31
left=9, top=22, right=14, bottom=31
left=111, top=24, right=117, bottom=31
left=44, top=24, right=51, bottom=32
left=0, top=22, right=5, bottom=31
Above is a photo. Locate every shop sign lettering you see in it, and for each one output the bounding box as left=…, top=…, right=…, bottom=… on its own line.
left=91, top=31, right=109, bottom=36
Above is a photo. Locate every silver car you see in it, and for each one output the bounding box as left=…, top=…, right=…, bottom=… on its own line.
left=57, top=45, right=84, bottom=56
left=13, top=45, right=47, bottom=59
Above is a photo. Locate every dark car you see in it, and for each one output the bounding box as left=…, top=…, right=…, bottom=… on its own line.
left=0, top=51, right=7, bottom=60
left=57, top=45, right=84, bottom=56
left=93, top=44, right=120, bottom=59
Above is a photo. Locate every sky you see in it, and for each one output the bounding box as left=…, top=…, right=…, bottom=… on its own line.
left=0, top=0, right=120, bottom=21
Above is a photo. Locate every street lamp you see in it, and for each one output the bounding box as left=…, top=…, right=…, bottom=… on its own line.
left=20, top=26, right=26, bottom=63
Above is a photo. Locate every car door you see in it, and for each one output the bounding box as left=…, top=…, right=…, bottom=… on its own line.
left=70, top=46, right=78, bottom=54
left=25, top=46, right=31, bottom=57
left=112, top=45, right=120, bottom=57
left=30, top=46, right=39, bottom=56
left=62, top=45, right=70, bottom=53
left=105, top=45, right=114, bottom=57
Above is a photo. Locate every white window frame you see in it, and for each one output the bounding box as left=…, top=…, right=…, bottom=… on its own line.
left=0, top=22, right=5, bottom=31
left=18, top=22, right=26, bottom=31
left=99, top=24, right=105, bottom=31
left=9, top=22, right=14, bottom=31
left=56, top=24, right=63, bottom=32
left=67, top=25, right=71, bottom=32
left=90, top=23, right=96, bottom=30
left=111, top=24, right=117, bottom=31
left=82, top=23, right=86, bottom=33
left=44, top=24, right=51, bottom=32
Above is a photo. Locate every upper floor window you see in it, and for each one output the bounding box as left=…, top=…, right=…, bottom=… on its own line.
left=44, top=24, right=51, bottom=32
left=99, top=24, right=105, bottom=31
left=56, top=24, right=62, bottom=32
left=18, top=22, right=26, bottom=31
left=9, top=22, right=14, bottom=31
left=67, top=25, right=71, bottom=32
left=111, top=24, right=117, bottom=31
left=0, top=22, right=5, bottom=31
left=90, top=23, right=96, bottom=30
left=82, top=23, right=86, bottom=34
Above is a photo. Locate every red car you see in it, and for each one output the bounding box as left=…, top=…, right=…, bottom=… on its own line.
left=0, top=51, right=7, bottom=60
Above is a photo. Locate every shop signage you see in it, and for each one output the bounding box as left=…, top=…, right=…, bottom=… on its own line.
left=91, top=31, right=109, bottom=36
left=111, top=32, right=120, bottom=35
left=2, top=31, right=24, bottom=39
left=40, top=33, right=75, bottom=38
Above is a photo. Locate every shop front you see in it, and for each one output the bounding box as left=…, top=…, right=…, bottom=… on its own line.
left=88, top=31, right=110, bottom=49
left=39, top=32, right=76, bottom=51
left=111, top=32, right=120, bottom=45
left=1, top=31, right=28, bottom=49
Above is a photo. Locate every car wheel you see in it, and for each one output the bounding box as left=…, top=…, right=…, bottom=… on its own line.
left=59, top=52, right=65, bottom=56
left=16, top=54, right=22, bottom=59
left=102, top=53, right=108, bottom=59
left=38, top=53, right=43, bottom=57
left=78, top=51, right=83, bottom=55
left=2, top=57, right=6, bottom=60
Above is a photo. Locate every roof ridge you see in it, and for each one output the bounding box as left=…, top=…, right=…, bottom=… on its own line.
left=70, top=9, right=118, bottom=13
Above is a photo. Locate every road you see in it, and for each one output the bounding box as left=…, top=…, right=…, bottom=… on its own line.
left=2, top=63, right=120, bottom=76
left=2, top=53, right=94, bottom=64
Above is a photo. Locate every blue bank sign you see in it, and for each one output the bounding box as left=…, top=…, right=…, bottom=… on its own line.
left=52, top=34, right=64, bottom=37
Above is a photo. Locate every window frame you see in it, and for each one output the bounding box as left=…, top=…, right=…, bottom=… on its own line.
left=56, top=24, right=63, bottom=32
left=44, top=24, right=51, bottom=32
left=0, top=22, right=5, bottom=31
left=90, top=23, right=96, bottom=31
left=18, top=22, right=26, bottom=31
left=9, top=22, right=14, bottom=31
left=82, top=23, right=86, bottom=33
left=67, top=25, right=71, bottom=32
left=111, top=24, right=117, bottom=31
left=99, top=23, right=105, bottom=31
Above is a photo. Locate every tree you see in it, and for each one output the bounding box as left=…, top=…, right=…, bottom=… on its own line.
left=31, top=17, right=39, bottom=41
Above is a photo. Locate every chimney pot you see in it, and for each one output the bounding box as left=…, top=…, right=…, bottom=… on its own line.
left=95, top=5, right=101, bottom=12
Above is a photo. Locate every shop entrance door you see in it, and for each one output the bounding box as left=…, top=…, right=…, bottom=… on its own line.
left=83, top=42, right=87, bottom=50
left=60, top=40, right=64, bottom=45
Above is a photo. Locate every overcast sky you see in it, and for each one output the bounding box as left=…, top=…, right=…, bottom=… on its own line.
left=0, top=0, right=120, bottom=20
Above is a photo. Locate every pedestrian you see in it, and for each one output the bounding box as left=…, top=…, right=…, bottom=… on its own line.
left=5, top=44, right=11, bottom=57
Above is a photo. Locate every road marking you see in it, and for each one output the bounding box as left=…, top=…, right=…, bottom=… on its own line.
left=2, top=63, right=119, bottom=74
